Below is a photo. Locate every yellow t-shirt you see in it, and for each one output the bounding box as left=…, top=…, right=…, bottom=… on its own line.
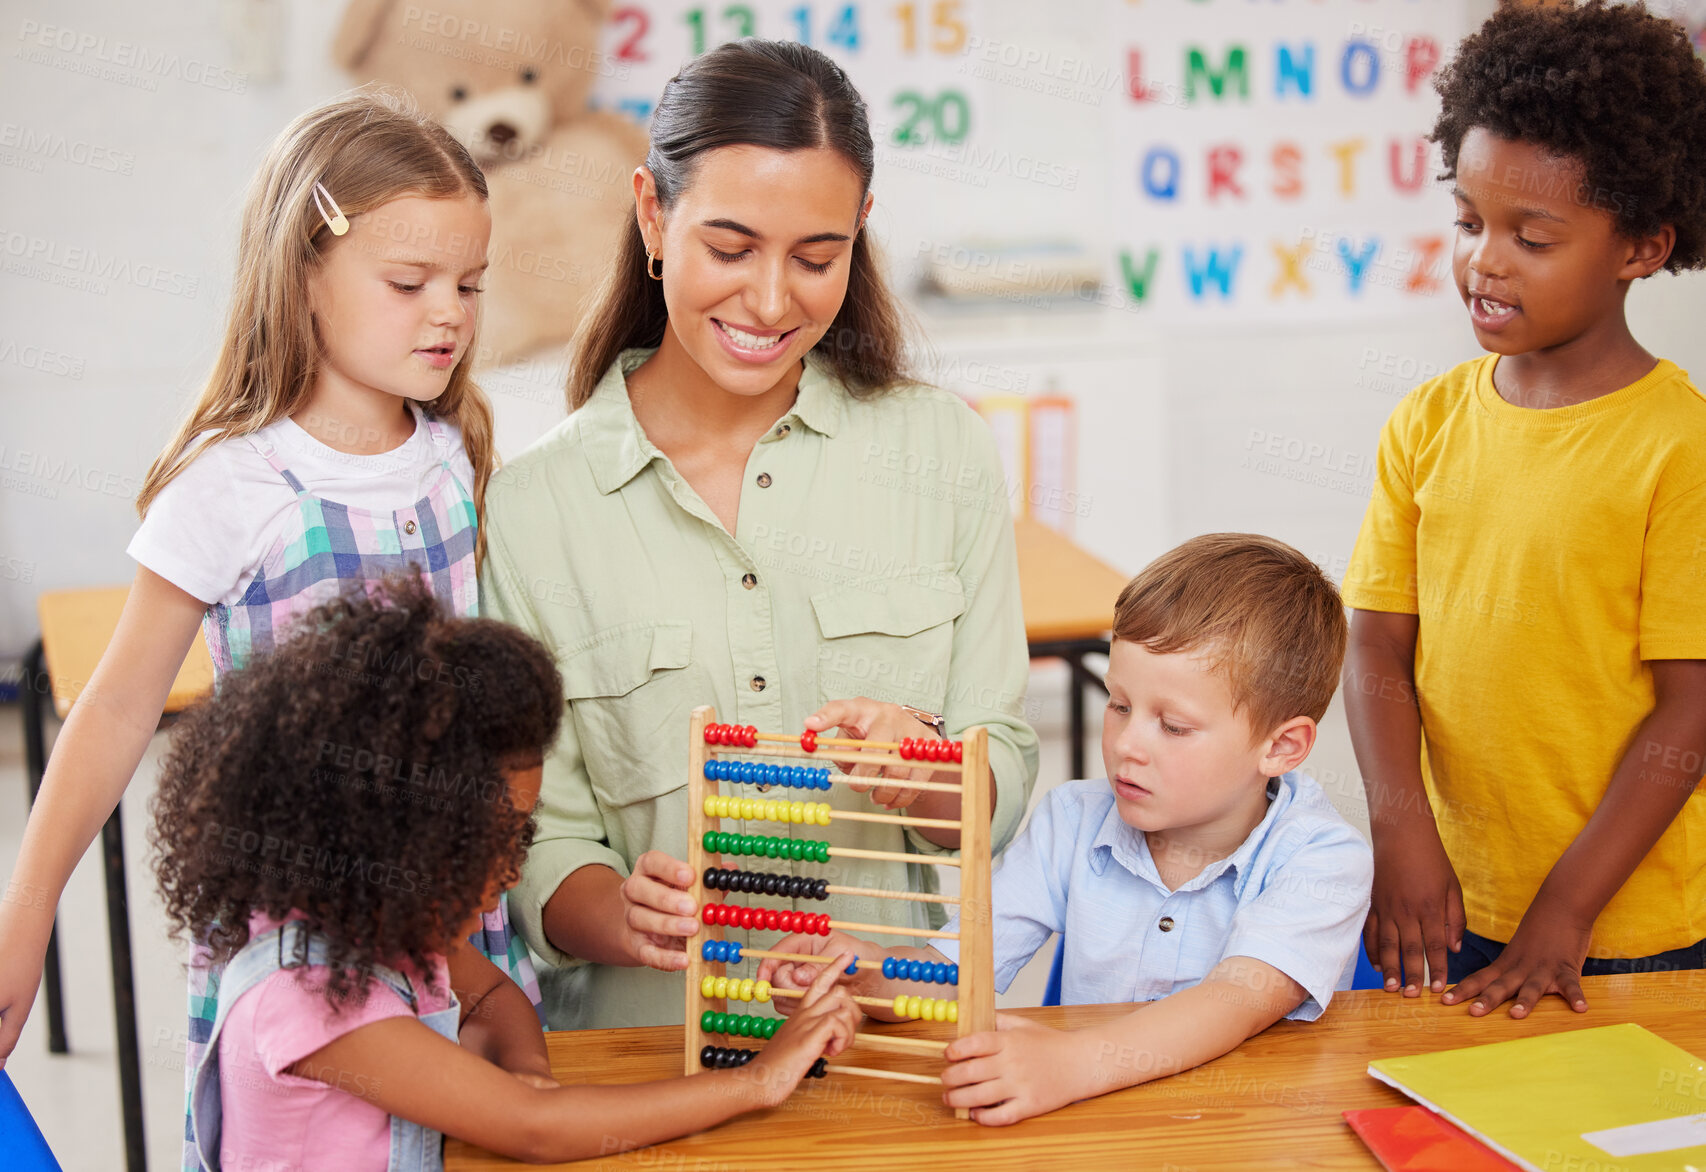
left=1343, top=354, right=1706, bottom=957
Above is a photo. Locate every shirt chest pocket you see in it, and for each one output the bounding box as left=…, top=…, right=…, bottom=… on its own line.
left=559, top=620, right=704, bottom=808
left=810, top=571, right=966, bottom=712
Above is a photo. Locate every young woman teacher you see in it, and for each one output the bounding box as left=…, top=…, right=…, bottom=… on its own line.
left=480, top=39, right=1038, bottom=1029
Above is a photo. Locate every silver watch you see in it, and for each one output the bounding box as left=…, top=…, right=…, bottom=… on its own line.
left=898, top=704, right=946, bottom=739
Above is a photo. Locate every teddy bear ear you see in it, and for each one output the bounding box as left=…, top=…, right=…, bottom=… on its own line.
left=331, top=0, right=397, bottom=71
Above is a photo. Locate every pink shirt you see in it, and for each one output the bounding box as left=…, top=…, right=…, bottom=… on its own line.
left=217, top=914, right=453, bottom=1172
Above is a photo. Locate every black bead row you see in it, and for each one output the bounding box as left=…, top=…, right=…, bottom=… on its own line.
left=702, top=866, right=830, bottom=901
left=698, top=1045, right=827, bottom=1079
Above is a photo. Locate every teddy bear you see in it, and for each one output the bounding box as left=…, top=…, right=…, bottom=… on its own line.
left=333, top=0, right=650, bottom=365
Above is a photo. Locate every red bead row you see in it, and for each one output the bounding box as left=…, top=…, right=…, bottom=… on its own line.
left=701, top=902, right=832, bottom=935
left=705, top=723, right=757, bottom=748
left=899, top=737, right=963, bottom=763
left=709, top=722, right=962, bottom=761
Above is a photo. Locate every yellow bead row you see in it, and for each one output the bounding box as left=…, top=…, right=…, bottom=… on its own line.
left=891, top=995, right=957, bottom=1022
left=702, top=795, right=834, bottom=826
left=701, top=975, right=774, bottom=1003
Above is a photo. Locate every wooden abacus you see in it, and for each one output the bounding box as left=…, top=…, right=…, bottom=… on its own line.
left=682, top=705, right=994, bottom=1119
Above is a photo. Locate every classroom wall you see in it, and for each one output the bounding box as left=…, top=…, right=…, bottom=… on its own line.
left=5, top=0, right=1706, bottom=839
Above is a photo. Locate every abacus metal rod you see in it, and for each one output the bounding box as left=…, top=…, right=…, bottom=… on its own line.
left=766, top=987, right=903, bottom=1013
left=732, top=947, right=959, bottom=984
left=832, top=809, right=961, bottom=830
left=701, top=870, right=960, bottom=906
left=718, top=768, right=964, bottom=795
left=830, top=845, right=961, bottom=868
left=829, top=917, right=958, bottom=940
left=714, top=744, right=966, bottom=778
left=828, top=883, right=958, bottom=906
left=701, top=800, right=960, bottom=831
left=704, top=907, right=961, bottom=939
left=825, top=1064, right=943, bottom=1086
left=848, top=1033, right=950, bottom=1054
left=753, top=731, right=929, bottom=752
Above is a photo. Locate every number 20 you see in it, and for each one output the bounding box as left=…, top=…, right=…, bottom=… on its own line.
left=891, top=89, right=969, bottom=145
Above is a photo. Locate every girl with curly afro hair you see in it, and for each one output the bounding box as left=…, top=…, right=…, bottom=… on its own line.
left=1343, top=0, right=1706, bottom=1024
left=155, top=577, right=860, bottom=1168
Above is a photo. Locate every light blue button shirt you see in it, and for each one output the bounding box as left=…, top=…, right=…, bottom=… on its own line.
left=940, top=773, right=1373, bottom=1020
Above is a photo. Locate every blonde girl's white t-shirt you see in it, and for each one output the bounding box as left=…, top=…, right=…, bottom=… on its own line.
left=127, top=402, right=474, bottom=607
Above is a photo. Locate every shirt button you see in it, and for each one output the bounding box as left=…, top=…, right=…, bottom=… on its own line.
left=403, top=519, right=417, bottom=535
left=756, top=472, right=772, bottom=488
left=1158, top=916, right=1175, bottom=933
left=777, top=423, right=791, bottom=437
left=750, top=675, right=767, bottom=692
left=741, top=573, right=758, bottom=590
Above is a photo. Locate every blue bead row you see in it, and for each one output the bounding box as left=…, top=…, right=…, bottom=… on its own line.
left=702, top=940, right=745, bottom=964
left=704, top=938, right=955, bottom=986
left=704, top=760, right=834, bottom=790
left=882, top=957, right=957, bottom=986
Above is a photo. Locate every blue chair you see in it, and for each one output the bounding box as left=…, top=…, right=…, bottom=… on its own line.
left=0, top=1070, right=64, bottom=1171
left=1041, top=935, right=1066, bottom=1007
left=1351, top=940, right=1385, bottom=990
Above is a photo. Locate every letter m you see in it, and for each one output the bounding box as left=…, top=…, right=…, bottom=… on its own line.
left=1186, top=46, right=1249, bottom=102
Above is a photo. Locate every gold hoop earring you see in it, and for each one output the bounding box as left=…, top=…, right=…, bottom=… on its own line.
left=646, top=250, right=663, bottom=281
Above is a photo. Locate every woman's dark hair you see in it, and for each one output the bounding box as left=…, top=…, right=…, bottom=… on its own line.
left=150, top=576, right=563, bottom=1007
left=1431, top=0, right=1706, bottom=273
left=567, top=38, right=912, bottom=408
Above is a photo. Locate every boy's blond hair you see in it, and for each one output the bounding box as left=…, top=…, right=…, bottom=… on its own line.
left=1114, top=534, right=1347, bottom=740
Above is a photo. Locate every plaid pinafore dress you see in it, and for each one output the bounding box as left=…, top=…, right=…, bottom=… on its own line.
left=181, top=416, right=543, bottom=1169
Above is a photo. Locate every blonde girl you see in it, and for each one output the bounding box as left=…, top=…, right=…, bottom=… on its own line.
left=0, top=89, right=540, bottom=1166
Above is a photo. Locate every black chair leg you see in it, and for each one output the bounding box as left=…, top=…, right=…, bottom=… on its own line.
left=19, top=641, right=68, bottom=1056
left=1067, top=644, right=1111, bottom=781
left=101, top=806, right=146, bottom=1172
left=22, top=637, right=147, bottom=1168
left=1068, top=653, right=1088, bottom=780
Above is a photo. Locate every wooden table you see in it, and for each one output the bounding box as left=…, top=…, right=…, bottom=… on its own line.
left=22, top=586, right=214, bottom=1172
left=446, top=973, right=1706, bottom=1170
left=1014, top=518, right=1129, bottom=778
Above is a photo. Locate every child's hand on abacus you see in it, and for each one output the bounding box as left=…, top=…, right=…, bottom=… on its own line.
left=940, top=1014, right=1092, bottom=1126
left=755, top=929, right=882, bottom=1013
left=741, top=953, right=861, bottom=1108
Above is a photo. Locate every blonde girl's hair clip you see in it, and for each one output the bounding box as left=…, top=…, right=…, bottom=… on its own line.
left=312, top=181, right=349, bottom=236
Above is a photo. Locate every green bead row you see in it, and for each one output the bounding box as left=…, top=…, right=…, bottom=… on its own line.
left=701, top=831, right=830, bottom=863
left=700, top=1010, right=781, bottom=1039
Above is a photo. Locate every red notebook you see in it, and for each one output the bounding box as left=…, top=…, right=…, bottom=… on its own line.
left=1344, top=1106, right=1523, bottom=1171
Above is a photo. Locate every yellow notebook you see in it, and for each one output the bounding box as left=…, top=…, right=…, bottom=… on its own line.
left=1369, top=1024, right=1706, bottom=1171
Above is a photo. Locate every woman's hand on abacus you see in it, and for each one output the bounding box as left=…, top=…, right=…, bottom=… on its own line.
left=805, top=698, right=936, bottom=810
left=741, top=954, right=860, bottom=1108
left=618, top=851, right=700, bottom=971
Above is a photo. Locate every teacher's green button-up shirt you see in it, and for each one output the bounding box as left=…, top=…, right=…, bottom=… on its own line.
left=481, top=348, right=1039, bottom=1029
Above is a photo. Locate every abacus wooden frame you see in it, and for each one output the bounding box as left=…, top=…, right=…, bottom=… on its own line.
left=681, top=705, right=995, bottom=1120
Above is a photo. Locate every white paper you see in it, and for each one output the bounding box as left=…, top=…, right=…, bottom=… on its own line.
left=1583, top=1113, right=1706, bottom=1158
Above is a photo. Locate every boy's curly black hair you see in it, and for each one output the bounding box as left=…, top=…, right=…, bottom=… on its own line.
left=150, top=576, right=564, bottom=1007
left=1431, top=0, right=1706, bottom=272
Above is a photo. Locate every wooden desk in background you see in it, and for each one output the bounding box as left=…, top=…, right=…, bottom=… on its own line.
left=22, top=586, right=215, bottom=1172
left=447, top=972, right=1706, bottom=1170
left=1014, top=518, right=1129, bottom=778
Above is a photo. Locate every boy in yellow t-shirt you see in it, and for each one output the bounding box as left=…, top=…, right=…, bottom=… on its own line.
left=1343, top=0, right=1706, bottom=1018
